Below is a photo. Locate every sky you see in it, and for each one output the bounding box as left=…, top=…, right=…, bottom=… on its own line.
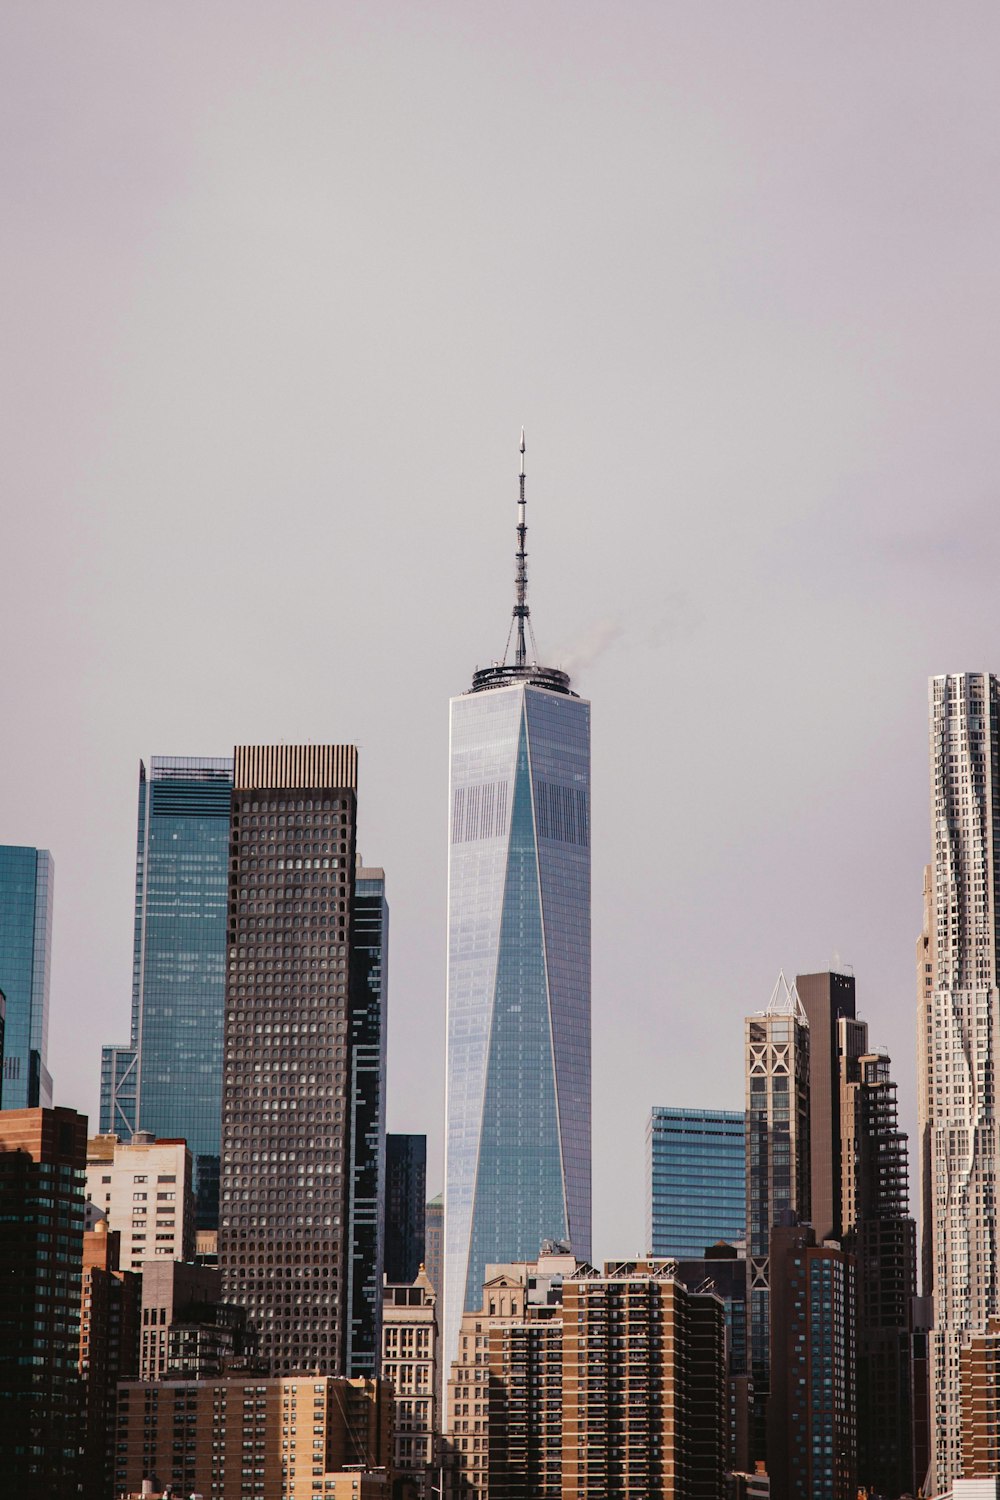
left=3, top=2, right=1000, bottom=1260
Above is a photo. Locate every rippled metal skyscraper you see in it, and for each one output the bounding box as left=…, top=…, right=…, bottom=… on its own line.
left=443, top=434, right=592, bottom=1383
left=920, top=673, right=1000, bottom=1492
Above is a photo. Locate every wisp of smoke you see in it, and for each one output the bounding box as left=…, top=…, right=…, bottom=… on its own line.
left=554, top=617, right=625, bottom=676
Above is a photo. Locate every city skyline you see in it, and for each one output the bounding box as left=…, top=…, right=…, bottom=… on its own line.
left=4, top=3, right=1000, bottom=1267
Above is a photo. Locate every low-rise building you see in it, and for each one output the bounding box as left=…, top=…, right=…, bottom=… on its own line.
left=447, top=1253, right=727, bottom=1500
left=79, top=1221, right=140, bottom=1500
left=560, top=1262, right=727, bottom=1500
left=137, top=1258, right=256, bottom=1382
left=86, top=1131, right=194, bottom=1271
left=382, top=1268, right=438, bottom=1496
left=960, top=1317, right=1000, bottom=1479
left=114, top=1375, right=393, bottom=1500
left=447, top=1251, right=574, bottom=1499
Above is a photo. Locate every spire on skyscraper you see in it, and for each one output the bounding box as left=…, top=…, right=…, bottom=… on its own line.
left=762, top=970, right=809, bottom=1023
left=510, top=426, right=534, bottom=669
left=472, top=432, right=573, bottom=696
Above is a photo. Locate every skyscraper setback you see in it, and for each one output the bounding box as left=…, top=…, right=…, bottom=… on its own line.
left=219, top=744, right=384, bottom=1377
left=99, top=755, right=233, bottom=1226
left=920, top=672, right=1000, bottom=1491
left=444, top=434, right=592, bottom=1380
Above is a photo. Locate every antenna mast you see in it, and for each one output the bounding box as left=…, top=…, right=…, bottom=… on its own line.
left=514, top=427, right=528, bottom=667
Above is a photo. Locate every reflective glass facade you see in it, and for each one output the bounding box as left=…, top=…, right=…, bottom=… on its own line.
left=98, top=1043, right=137, bottom=1138
left=346, top=863, right=388, bottom=1376
left=384, top=1133, right=427, bottom=1285
left=444, top=680, right=591, bottom=1376
left=646, top=1107, right=745, bottom=1258
left=0, top=845, right=54, bottom=1110
left=100, top=758, right=232, bottom=1228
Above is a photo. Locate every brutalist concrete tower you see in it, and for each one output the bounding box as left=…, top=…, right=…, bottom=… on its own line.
left=443, top=434, right=592, bottom=1382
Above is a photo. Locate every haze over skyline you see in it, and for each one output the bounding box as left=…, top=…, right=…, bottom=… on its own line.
left=4, top=3, right=1000, bottom=1259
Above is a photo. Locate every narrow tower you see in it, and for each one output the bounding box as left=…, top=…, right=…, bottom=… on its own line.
left=443, top=435, right=592, bottom=1391
left=745, top=972, right=811, bottom=1462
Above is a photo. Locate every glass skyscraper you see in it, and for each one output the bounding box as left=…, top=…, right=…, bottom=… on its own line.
left=444, top=435, right=591, bottom=1381
left=100, top=756, right=232, bottom=1227
left=384, top=1133, right=427, bottom=1284
left=646, top=1106, right=746, bottom=1258
left=346, top=860, right=389, bottom=1376
left=0, top=845, right=54, bottom=1110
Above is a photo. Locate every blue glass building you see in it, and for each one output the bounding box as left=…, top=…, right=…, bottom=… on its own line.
left=444, top=436, right=591, bottom=1378
left=646, top=1106, right=746, bottom=1258
left=100, top=756, right=232, bottom=1227
left=0, top=845, right=54, bottom=1110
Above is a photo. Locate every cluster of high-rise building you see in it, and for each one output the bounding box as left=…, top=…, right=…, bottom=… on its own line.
left=1, top=444, right=999, bottom=1499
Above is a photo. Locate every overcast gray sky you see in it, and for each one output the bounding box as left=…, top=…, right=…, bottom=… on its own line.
left=3, top=2, right=1000, bottom=1259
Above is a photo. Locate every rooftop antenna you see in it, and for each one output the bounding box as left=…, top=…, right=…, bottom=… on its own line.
left=475, top=433, right=570, bottom=694
left=513, top=427, right=529, bottom=667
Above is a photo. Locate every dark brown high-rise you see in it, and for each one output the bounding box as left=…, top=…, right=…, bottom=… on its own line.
left=768, top=1220, right=857, bottom=1500
left=219, top=744, right=360, bottom=1375
left=78, top=1222, right=140, bottom=1500
left=0, top=1107, right=88, bottom=1497
left=796, top=969, right=856, bottom=1242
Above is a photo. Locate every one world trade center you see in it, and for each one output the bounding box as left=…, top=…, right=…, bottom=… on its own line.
left=443, top=433, right=592, bottom=1379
